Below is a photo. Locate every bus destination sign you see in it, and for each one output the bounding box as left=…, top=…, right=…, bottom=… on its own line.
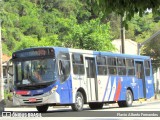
left=12, top=48, right=54, bottom=59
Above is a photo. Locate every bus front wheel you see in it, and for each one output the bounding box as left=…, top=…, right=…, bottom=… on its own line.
left=36, top=105, right=48, bottom=113
left=71, top=91, right=84, bottom=111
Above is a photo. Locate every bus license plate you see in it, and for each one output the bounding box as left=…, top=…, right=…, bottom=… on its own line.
left=28, top=98, right=37, bottom=102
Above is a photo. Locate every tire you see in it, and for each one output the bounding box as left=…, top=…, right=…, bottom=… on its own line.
left=118, top=89, right=133, bottom=107
left=118, top=101, right=124, bottom=107
left=36, top=105, right=48, bottom=113
left=71, top=91, right=84, bottom=111
left=125, top=89, right=133, bottom=107
left=89, top=103, right=103, bottom=109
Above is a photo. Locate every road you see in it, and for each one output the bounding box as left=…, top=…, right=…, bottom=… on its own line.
left=1, top=100, right=160, bottom=120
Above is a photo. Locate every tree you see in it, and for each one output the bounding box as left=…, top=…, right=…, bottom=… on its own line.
left=89, top=0, right=160, bottom=22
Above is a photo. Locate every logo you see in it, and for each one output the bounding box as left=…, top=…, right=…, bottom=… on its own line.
left=131, top=78, right=136, bottom=86
left=2, top=112, right=42, bottom=117
left=2, top=112, right=12, bottom=117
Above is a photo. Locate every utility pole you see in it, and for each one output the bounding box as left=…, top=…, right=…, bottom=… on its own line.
left=120, top=16, right=125, bottom=54
left=0, top=20, right=4, bottom=113
left=137, top=30, right=160, bottom=99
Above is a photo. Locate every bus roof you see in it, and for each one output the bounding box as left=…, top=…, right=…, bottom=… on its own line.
left=53, top=47, right=150, bottom=60
left=13, top=46, right=150, bottom=60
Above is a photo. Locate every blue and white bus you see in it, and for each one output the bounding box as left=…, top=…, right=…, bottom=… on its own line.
left=9, top=47, right=154, bottom=112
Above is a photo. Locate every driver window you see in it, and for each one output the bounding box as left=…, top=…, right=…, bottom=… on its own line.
left=58, top=52, right=70, bottom=83
left=59, top=60, right=65, bottom=75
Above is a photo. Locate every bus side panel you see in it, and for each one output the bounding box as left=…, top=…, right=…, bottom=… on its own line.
left=102, top=76, right=124, bottom=102
left=97, top=76, right=109, bottom=102
left=113, top=77, right=139, bottom=101
left=137, top=78, right=145, bottom=98
left=145, top=76, right=154, bottom=99
left=56, top=76, right=73, bottom=104
left=71, top=75, right=86, bottom=103
left=102, top=76, right=125, bottom=102
left=119, top=77, right=139, bottom=101
left=101, top=76, right=140, bottom=102
left=115, top=77, right=125, bottom=101
left=132, top=77, right=139, bottom=100
left=102, top=76, right=112, bottom=102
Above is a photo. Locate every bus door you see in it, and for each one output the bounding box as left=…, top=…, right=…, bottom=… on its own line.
left=135, top=60, right=146, bottom=98
left=85, top=56, right=98, bottom=101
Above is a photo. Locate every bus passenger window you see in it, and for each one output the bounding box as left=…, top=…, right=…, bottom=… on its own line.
left=118, top=67, right=126, bottom=75
left=126, top=59, right=135, bottom=76
left=96, top=56, right=107, bottom=75
left=108, top=57, right=117, bottom=75
left=117, top=58, right=126, bottom=75
left=72, top=54, right=84, bottom=75
left=108, top=67, right=117, bottom=75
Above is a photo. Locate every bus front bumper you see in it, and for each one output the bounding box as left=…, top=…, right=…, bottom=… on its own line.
left=13, top=91, right=60, bottom=106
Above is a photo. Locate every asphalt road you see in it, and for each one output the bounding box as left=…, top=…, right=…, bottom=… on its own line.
left=1, top=100, right=160, bottom=119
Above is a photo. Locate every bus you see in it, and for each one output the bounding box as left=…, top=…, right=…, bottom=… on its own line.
left=8, top=47, right=154, bottom=112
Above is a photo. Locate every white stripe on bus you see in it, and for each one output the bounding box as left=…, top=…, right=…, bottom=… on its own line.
left=109, top=77, right=117, bottom=101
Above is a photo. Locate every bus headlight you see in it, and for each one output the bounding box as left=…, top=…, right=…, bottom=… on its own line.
left=14, top=93, right=21, bottom=98
left=13, top=91, right=20, bottom=98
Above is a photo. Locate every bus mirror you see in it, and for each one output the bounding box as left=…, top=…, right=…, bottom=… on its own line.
left=7, top=59, right=13, bottom=76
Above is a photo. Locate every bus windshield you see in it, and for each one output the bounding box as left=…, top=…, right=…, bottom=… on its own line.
left=14, top=58, right=56, bottom=86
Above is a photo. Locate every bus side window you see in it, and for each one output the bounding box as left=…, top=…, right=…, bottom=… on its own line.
left=126, top=59, right=135, bottom=76
left=136, top=63, right=142, bottom=79
left=96, top=56, right=107, bottom=75
left=72, top=54, right=84, bottom=75
left=108, top=57, right=117, bottom=75
left=145, top=60, right=150, bottom=76
left=117, top=58, right=126, bottom=75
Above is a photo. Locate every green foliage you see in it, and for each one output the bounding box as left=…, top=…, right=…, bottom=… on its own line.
left=2, top=0, right=115, bottom=56
left=4, top=90, right=12, bottom=103
left=90, top=0, right=160, bottom=23
left=123, top=13, right=160, bottom=68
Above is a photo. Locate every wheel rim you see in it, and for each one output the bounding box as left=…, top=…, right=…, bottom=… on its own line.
left=127, top=92, right=132, bottom=105
left=76, top=96, right=83, bottom=110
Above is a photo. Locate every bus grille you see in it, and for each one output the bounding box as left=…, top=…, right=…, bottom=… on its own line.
left=21, top=93, right=44, bottom=97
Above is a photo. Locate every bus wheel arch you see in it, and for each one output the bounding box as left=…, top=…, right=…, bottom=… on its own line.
left=127, top=87, right=134, bottom=101
left=118, top=87, right=133, bottom=107
left=125, top=88, right=133, bottom=107
left=71, top=88, right=87, bottom=111
left=77, top=88, right=87, bottom=104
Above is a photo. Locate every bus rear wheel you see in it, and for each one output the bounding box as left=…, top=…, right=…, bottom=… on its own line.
left=118, top=90, right=133, bottom=107
left=89, top=103, right=103, bottom=109
left=71, top=91, right=84, bottom=111
left=36, top=105, right=48, bottom=113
